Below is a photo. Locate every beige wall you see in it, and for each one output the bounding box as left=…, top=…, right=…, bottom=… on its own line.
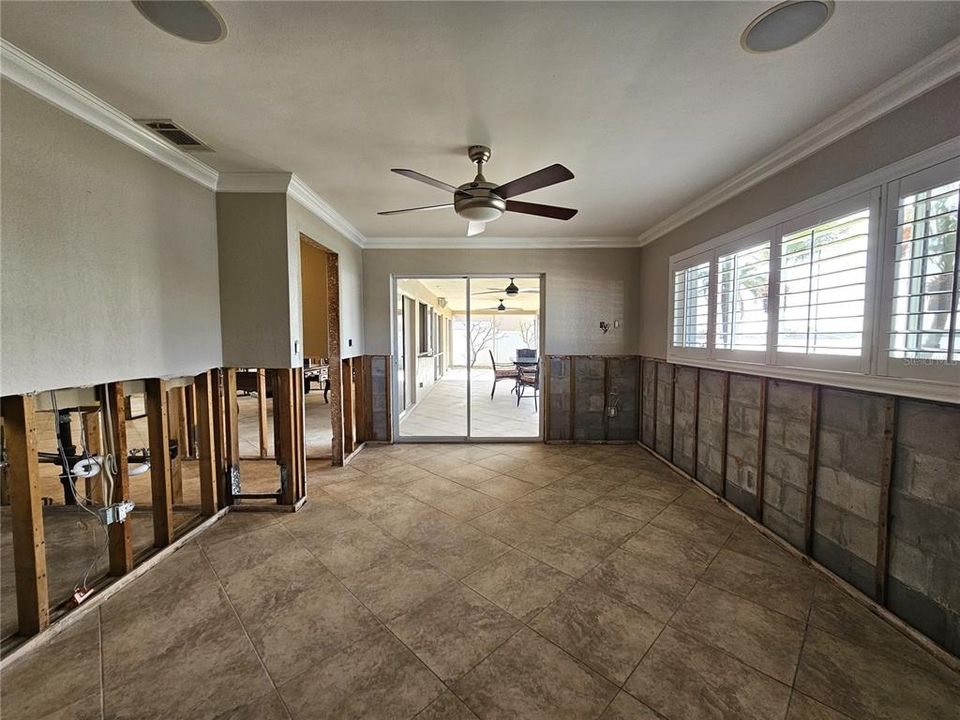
left=638, top=76, right=960, bottom=359
left=217, top=193, right=292, bottom=368
left=287, top=198, right=364, bottom=359
left=0, top=80, right=222, bottom=395
left=362, top=248, right=642, bottom=356
left=300, top=240, right=329, bottom=358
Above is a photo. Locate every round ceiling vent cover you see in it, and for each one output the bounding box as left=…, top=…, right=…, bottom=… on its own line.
left=133, top=1, right=226, bottom=44
left=741, top=1, right=834, bottom=53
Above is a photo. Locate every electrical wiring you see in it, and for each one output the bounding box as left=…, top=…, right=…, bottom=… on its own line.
left=49, top=391, right=110, bottom=592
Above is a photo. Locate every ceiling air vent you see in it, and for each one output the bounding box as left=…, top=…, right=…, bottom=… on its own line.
left=136, top=119, right=212, bottom=151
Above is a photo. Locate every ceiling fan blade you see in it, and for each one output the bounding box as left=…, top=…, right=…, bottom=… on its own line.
left=494, top=164, right=574, bottom=199
left=391, top=168, right=459, bottom=194
left=505, top=200, right=578, bottom=220
left=467, top=221, right=486, bottom=237
left=378, top=203, right=453, bottom=216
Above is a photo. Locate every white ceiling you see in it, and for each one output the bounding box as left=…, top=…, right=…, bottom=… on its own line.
left=2, top=1, right=959, bottom=240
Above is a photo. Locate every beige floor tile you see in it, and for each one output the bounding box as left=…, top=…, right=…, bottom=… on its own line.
left=561, top=505, right=647, bottom=545
left=423, top=485, right=503, bottom=520
left=620, top=522, right=722, bottom=575
left=476, top=474, right=539, bottom=501
left=518, top=522, right=616, bottom=577
left=669, top=583, right=805, bottom=685
left=415, top=691, right=481, bottom=719
left=599, top=692, right=663, bottom=720
left=463, top=549, right=575, bottom=622
left=278, top=628, right=444, bottom=720
left=407, top=520, right=512, bottom=579
left=0, top=613, right=101, bottom=720
left=510, top=486, right=592, bottom=521
left=795, top=626, right=960, bottom=720
left=530, top=582, right=664, bottom=684
left=341, top=547, right=454, bottom=621
left=388, top=584, right=522, bottom=682
left=594, top=486, right=670, bottom=523
left=585, top=548, right=698, bottom=622
left=786, top=691, right=852, bottom=720
left=650, top=503, right=738, bottom=546
left=308, top=522, right=407, bottom=578
left=625, top=626, right=791, bottom=720
left=453, top=628, right=617, bottom=720
left=700, top=548, right=817, bottom=622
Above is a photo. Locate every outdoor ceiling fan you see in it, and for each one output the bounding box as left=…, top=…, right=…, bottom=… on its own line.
left=474, top=277, right=539, bottom=296
left=378, top=145, right=577, bottom=237
left=478, top=299, right=509, bottom=312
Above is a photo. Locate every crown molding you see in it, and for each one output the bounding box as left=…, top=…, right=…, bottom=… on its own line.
left=287, top=175, right=368, bottom=249
left=1, top=39, right=219, bottom=190
left=635, top=36, right=960, bottom=248
left=363, top=236, right=640, bottom=250
left=216, top=172, right=293, bottom=193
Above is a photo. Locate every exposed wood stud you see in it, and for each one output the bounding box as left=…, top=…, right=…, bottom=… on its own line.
left=669, top=365, right=677, bottom=462
left=81, top=409, right=103, bottom=503
left=194, top=372, right=217, bottom=517
left=104, top=382, right=133, bottom=576
left=210, top=369, right=228, bottom=508
left=222, top=369, right=241, bottom=505
left=167, top=387, right=184, bottom=505
left=804, top=385, right=821, bottom=555
left=756, top=377, right=769, bottom=520
left=145, top=379, right=174, bottom=548
left=326, top=250, right=344, bottom=466
left=184, top=384, right=197, bottom=459
left=691, top=368, right=701, bottom=479
left=256, top=369, right=269, bottom=458
left=2, top=394, right=49, bottom=635
left=876, top=395, right=898, bottom=604
left=719, top=371, right=731, bottom=499
left=295, top=368, right=306, bottom=498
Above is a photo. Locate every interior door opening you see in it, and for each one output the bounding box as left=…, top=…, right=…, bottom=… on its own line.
left=393, top=275, right=543, bottom=442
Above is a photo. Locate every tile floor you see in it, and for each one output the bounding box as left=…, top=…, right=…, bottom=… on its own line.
left=3, top=443, right=958, bottom=719
left=400, top=368, right=540, bottom=439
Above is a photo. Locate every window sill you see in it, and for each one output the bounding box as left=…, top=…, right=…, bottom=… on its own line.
left=665, top=352, right=960, bottom=404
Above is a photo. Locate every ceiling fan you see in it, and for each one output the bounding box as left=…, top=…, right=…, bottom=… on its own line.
left=478, top=299, right=509, bottom=312
left=474, top=277, right=539, bottom=296
left=378, top=145, right=577, bottom=237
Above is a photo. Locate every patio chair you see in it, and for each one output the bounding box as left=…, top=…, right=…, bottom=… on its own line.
left=489, top=349, right=519, bottom=398
left=516, top=363, right=540, bottom=411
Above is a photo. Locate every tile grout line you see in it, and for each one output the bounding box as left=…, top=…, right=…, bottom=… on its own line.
left=196, top=542, right=295, bottom=720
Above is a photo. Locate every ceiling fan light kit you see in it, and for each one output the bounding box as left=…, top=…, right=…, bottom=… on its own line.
left=379, top=145, right=578, bottom=237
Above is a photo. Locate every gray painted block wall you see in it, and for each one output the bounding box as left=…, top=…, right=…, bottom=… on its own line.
left=573, top=357, right=606, bottom=442
left=641, top=359, right=657, bottom=447
left=672, top=367, right=698, bottom=476
left=724, top=375, right=763, bottom=518
left=606, top=357, right=640, bottom=442
left=812, top=388, right=886, bottom=598
left=546, top=356, right=572, bottom=442
left=654, top=362, right=674, bottom=458
left=369, top=356, right=389, bottom=442
left=888, top=399, right=960, bottom=656
left=696, top=370, right=726, bottom=494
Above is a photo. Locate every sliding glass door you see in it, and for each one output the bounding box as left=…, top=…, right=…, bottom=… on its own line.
left=394, top=275, right=542, bottom=442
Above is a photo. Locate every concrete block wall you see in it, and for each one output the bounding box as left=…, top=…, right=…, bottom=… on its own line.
left=724, top=374, right=763, bottom=518
left=606, top=357, right=640, bottom=442
left=546, top=356, right=572, bottom=442
left=368, top=356, right=389, bottom=442
left=671, top=367, right=698, bottom=476
left=640, top=358, right=656, bottom=447
left=696, top=370, right=726, bottom=494
left=654, top=362, right=674, bottom=458
left=889, top=399, right=960, bottom=656
left=636, top=355, right=960, bottom=658
left=573, top=356, right=607, bottom=442
left=812, top=388, right=887, bottom=598
left=762, top=380, right=814, bottom=550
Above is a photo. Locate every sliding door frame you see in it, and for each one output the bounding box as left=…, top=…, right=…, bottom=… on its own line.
left=390, top=273, right=545, bottom=443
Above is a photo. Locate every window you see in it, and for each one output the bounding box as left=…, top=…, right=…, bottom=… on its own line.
left=665, top=141, right=960, bottom=400
left=889, top=179, right=958, bottom=361
left=672, top=261, right=710, bottom=349
left=418, top=302, right=429, bottom=354
left=777, top=208, right=870, bottom=357
left=716, top=240, right=770, bottom=353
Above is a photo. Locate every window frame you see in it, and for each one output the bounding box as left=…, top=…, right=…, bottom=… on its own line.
left=878, top=157, right=960, bottom=384
left=770, top=189, right=880, bottom=375
left=665, top=137, right=960, bottom=403
left=667, top=252, right=713, bottom=360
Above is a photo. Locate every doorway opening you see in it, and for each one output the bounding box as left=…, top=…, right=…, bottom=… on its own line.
left=392, top=275, right=543, bottom=441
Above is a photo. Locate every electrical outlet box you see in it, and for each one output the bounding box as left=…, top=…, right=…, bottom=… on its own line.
left=97, top=500, right=135, bottom=525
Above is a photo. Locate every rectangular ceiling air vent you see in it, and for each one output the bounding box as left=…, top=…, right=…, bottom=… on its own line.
left=136, top=118, right=212, bottom=151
